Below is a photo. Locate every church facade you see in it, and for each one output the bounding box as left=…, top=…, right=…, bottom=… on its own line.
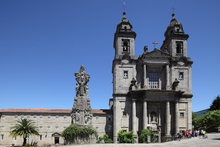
left=0, top=12, right=192, bottom=145
left=112, top=12, right=193, bottom=142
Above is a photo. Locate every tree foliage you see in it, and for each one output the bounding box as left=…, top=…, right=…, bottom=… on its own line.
left=210, top=96, right=220, bottom=111
left=62, top=124, right=97, bottom=144
left=97, top=134, right=113, bottom=143
left=10, top=118, right=39, bottom=146
left=139, top=129, right=156, bottom=143
left=117, top=130, right=134, bottom=143
left=193, top=110, right=220, bottom=132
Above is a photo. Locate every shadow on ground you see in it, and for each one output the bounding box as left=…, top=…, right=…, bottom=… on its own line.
left=211, top=138, right=220, bottom=140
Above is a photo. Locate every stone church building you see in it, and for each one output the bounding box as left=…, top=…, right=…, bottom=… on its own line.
left=0, top=12, right=192, bottom=145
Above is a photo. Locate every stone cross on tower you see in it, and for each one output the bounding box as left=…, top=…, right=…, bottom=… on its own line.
left=71, top=65, right=92, bottom=126
left=152, top=41, right=158, bottom=49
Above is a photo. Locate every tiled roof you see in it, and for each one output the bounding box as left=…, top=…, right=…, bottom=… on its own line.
left=0, top=108, right=111, bottom=115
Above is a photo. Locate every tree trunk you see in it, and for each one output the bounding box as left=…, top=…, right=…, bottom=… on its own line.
left=23, top=137, right=27, bottom=146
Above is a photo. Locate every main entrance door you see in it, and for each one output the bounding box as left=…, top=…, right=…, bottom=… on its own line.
left=55, top=137, right=59, bottom=144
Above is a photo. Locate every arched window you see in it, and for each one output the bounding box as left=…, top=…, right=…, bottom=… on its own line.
left=176, top=41, right=183, bottom=56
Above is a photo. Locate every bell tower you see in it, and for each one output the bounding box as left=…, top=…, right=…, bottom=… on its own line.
left=114, top=12, right=136, bottom=59
left=112, top=12, right=137, bottom=94
left=112, top=12, right=137, bottom=142
left=161, top=13, right=189, bottom=57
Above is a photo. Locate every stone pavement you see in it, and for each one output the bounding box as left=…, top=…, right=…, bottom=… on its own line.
left=0, top=133, right=219, bottom=147
left=63, top=133, right=220, bottom=147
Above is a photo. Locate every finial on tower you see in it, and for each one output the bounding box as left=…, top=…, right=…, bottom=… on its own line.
left=123, top=11, right=126, bottom=18
left=171, top=8, right=175, bottom=18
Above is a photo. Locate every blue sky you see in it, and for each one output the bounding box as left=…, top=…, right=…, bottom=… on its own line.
left=0, top=0, right=219, bottom=112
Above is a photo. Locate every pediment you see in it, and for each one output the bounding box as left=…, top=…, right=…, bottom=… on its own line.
left=142, top=49, right=170, bottom=58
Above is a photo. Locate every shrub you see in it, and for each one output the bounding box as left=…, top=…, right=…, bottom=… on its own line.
left=117, top=130, right=134, bottom=143
left=97, top=134, right=113, bottom=143
left=62, top=124, right=97, bottom=144
left=139, top=129, right=156, bottom=143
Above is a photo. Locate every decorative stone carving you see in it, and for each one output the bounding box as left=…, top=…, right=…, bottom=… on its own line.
left=71, top=65, right=92, bottom=126
left=172, top=78, right=179, bottom=90
left=75, top=65, right=90, bottom=97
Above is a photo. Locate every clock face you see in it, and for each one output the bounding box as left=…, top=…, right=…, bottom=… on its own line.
left=121, top=59, right=129, bottom=64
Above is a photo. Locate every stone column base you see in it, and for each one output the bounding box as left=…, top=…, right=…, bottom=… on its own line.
left=164, top=135, right=172, bottom=142
left=133, top=134, right=138, bottom=143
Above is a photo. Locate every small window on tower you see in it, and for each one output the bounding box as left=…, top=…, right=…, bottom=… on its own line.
left=122, top=39, right=130, bottom=52
left=180, top=112, right=184, bottom=118
left=123, top=111, right=126, bottom=116
left=179, top=72, right=184, bottom=80
left=123, top=71, right=128, bottom=79
left=176, top=41, right=183, bottom=56
left=176, top=26, right=181, bottom=33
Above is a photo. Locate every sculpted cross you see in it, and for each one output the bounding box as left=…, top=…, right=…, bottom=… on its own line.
left=152, top=41, right=158, bottom=49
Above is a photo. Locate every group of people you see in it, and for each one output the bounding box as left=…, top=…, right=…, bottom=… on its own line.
left=177, top=129, right=207, bottom=140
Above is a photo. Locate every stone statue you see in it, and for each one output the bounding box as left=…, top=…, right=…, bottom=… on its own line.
left=75, top=65, right=90, bottom=96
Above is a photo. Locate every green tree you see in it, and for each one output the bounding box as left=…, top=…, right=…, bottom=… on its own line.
left=202, top=110, right=220, bottom=132
left=117, top=130, right=134, bottom=143
left=10, top=118, right=39, bottom=146
left=210, top=96, right=220, bottom=111
left=193, top=110, right=220, bottom=132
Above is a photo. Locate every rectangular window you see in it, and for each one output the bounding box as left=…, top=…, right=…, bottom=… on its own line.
left=1, top=134, right=3, bottom=140
left=180, top=112, right=184, bottom=118
left=176, top=41, right=183, bottom=56
left=148, top=73, right=159, bottom=89
left=123, top=111, right=126, bottom=117
left=122, top=39, right=130, bottom=52
left=40, top=135, right=42, bottom=140
left=123, top=71, right=128, bottom=79
left=179, top=72, right=184, bottom=80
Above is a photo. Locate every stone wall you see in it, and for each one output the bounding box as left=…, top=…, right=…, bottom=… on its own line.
left=0, top=110, right=112, bottom=146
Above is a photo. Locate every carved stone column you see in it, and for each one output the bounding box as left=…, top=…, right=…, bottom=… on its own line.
left=72, top=65, right=92, bottom=126
left=143, top=64, right=147, bottom=88
left=143, top=100, right=148, bottom=129
left=166, top=101, right=171, bottom=136
left=166, top=64, right=170, bottom=90
left=132, top=99, right=137, bottom=136
left=175, top=101, right=179, bottom=134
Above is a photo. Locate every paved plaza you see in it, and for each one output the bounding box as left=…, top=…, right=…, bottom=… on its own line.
left=63, top=133, right=220, bottom=147
left=0, top=133, right=219, bottom=147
